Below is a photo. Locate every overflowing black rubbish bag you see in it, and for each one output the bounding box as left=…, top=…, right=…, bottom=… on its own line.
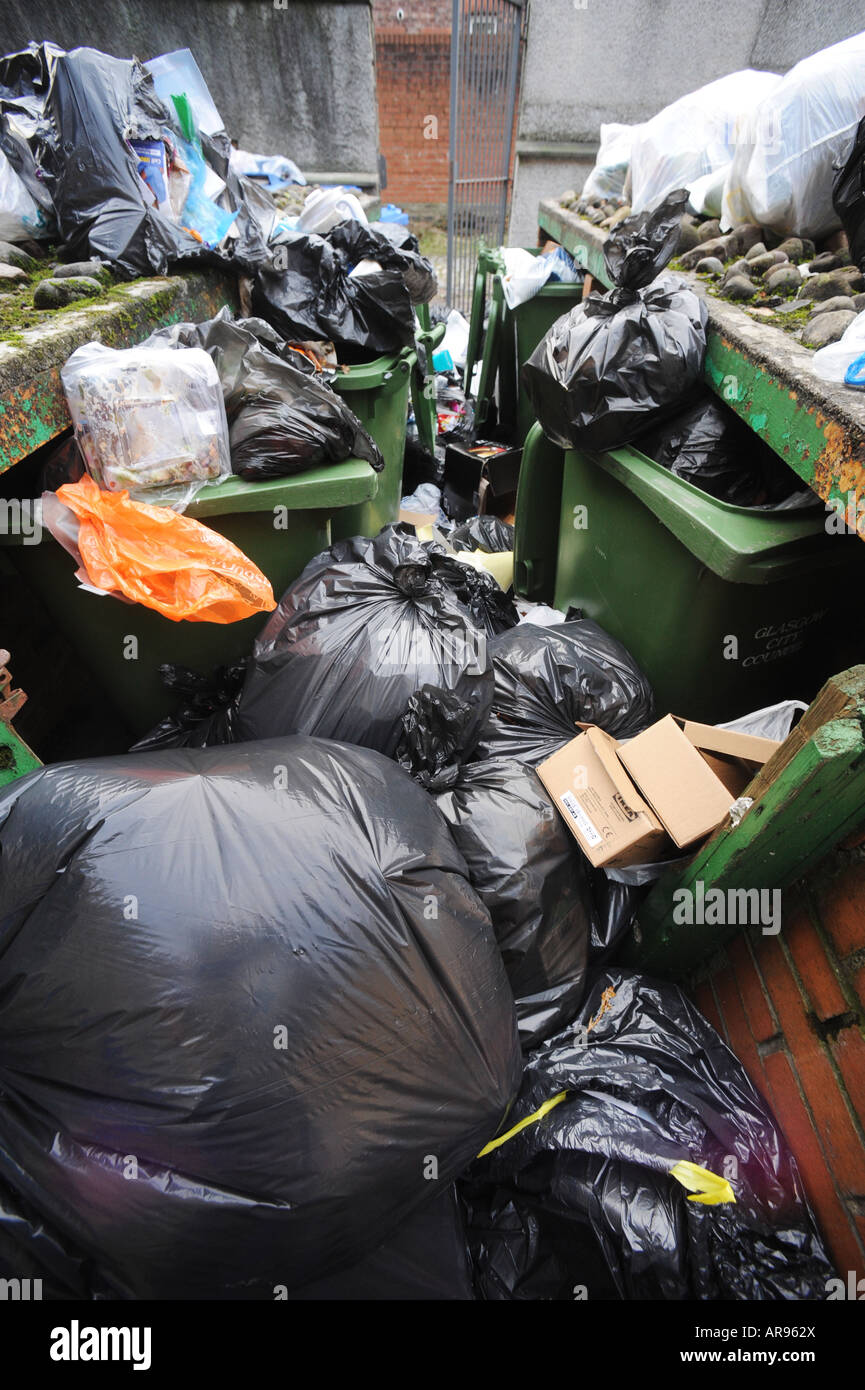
left=0, top=43, right=267, bottom=277
left=0, top=739, right=520, bottom=1298
left=834, top=112, right=865, bottom=272
left=522, top=190, right=707, bottom=451
left=236, top=525, right=493, bottom=756
left=145, top=309, right=384, bottom=480
left=639, top=394, right=817, bottom=509
left=450, top=517, right=515, bottom=554
left=130, top=661, right=246, bottom=751
left=475, top=619, right=655, bottom=764
left=254, top=221, right=437, bottom=358
left=426, top=545, right=519, bottom=637
left=398, top=685, right=591, bottom=1049
left=461, top=969, right=836, bottom=1300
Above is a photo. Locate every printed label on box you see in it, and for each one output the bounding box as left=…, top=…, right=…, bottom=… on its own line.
left=559, top=790, right=602, bottom=848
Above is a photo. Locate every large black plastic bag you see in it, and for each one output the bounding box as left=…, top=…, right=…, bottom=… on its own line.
left=438, top=759, right=591, bottom=1051
left=253, top=228, right=419, bottom=357
left=640, top=394, right=815, bottom=509
left=450, top=517, right=515, bottom=554
left=0, top=739, right=520, bottom=1299
left=461, top=969, right=835, bottom=1300
left=236, top=525, right=493, bottom=755
left=522, top=190, right=708, bottom=451
left=475, top=619, right=655, bottom=764
left=0, top=44, right=205, bottom=276
left=146, top=310, right=384, bottom=480
left=398, top=687, right=591, bottom=1050
left=327, top=219, right=438, bottom=306
left=834, top=112, right=865, bottom=271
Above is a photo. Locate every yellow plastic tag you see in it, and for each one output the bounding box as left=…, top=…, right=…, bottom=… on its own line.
left=477, top=1090, right=569, bottom=1158
left=669, top=1159, right=736, bottom=1205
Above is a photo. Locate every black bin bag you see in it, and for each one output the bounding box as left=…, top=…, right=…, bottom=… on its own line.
left=461, top=969, right=836, bottom=1300
left=834, top=112, right=865, bottom=272
left=236, top=525, right=493, bottom=756
left=639, top=393, right=814, bottom=509
left=522, top=190, right=708, bottom=452
left=476, top=618, right=655, bottom=764
left=0, top=739, right=521, bottom=1299
left=146, top=309, right=384, bottom=481
left=398, top=687, right=591, bottom=1050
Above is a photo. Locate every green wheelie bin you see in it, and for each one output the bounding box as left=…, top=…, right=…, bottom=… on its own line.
left=330, top=345, right=416, bottom=540
left=2, top=459, right=378, bottom=740
left=465, top=248, right=584, bottom=445
left=514, top=421, right=865, bottom=723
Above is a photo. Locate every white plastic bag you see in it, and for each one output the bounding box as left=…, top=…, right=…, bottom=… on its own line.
left=811, top=308, right=865, bottom=382
left=582, top=123, right=641, bottom=201
left=439, top=308, right=470, bottom=368
left=229, top=148, right=306, bottom=188
left=61, top=343, right=232, bottom=510
left=630, top=69, right=781, bottom=214
left=0, top=147, right=52, bottom=242
left=722, top=32, right=865, bottom=238
left=500, top=246, right=580, bottom=309
left=297, top=187, right=368, bottom=234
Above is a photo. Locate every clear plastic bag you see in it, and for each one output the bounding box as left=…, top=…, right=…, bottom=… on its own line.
left=629, top=69, right=781, bottom=215
left=722, top=32, right=865, bottom=238
left=61, top=343, right=232, bottom=509
left=0, top=146, right=52, bottom=242
left=582, top=122, right=641, bottom=201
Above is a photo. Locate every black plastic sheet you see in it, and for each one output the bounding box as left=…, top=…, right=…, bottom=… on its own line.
left=522, top=190, right=707, bottom=451
left=834, top=113, right=865, bottom=272
left=461, top=969, right=836, bottom=1300
left=236, top=525, right=493, bottom=756
left=0, top=738, right=520, bottom=1298
left=146, top=310, right=384, bottom=480
left=475, top=619, right=655, bottom=764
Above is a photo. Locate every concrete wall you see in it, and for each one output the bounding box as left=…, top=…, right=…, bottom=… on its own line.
left=509, top=0, right=865, bottom=244
left=0, top=0, right=379, bottom=178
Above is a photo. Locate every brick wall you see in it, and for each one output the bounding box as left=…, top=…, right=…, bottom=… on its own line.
left=373, top=0, right=452, bottom=33
left=376, top=29, right=451, bottom=203
left=689, top=825, right=865, bottom=1277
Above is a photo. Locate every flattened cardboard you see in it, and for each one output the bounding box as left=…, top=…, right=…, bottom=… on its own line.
left=537, top=726, right=667, bottom=868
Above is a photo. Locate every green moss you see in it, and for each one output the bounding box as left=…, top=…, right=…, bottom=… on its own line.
left=0, top=254, right=125, bottom=344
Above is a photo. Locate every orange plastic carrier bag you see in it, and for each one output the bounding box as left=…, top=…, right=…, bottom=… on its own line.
left=50, top=475, right=276, bottom=623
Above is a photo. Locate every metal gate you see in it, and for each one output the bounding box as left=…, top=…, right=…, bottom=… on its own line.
left=446, top=0, right=524, bottom=314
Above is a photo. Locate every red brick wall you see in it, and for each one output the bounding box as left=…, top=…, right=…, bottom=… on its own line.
left=689, top=824, right=865, bottom=1277
left=375, top=29, right=451, bottom=203
left=373, top=0, right=452, bottom=33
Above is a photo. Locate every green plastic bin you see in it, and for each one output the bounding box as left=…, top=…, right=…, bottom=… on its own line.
left=514, top=421, right=865, bottom=722
left=465, top=248, right=584, bottom=445
left=3, top=460, right=378, bottom=739
left=331, top=345, right=416, bottom=540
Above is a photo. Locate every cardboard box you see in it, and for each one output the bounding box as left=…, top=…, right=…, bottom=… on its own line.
left=536, top=726, right=668, bottom=868
left=617, top=715, right=779, bottom=848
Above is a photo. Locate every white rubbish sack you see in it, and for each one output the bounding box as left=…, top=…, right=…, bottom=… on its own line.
left=629, top=69, right=781, bottom=215
left=721, top=32, right=865, bottom=239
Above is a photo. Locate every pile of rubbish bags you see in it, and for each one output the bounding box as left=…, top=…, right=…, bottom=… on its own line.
left=0, top=513, right=840, bottom=1299
left=578, top=31, right=865, bottom=241
left=0, top=40, right=437, bottom=361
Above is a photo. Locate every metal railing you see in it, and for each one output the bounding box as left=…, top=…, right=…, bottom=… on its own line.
left=446, top=0, right=524, bottom=315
